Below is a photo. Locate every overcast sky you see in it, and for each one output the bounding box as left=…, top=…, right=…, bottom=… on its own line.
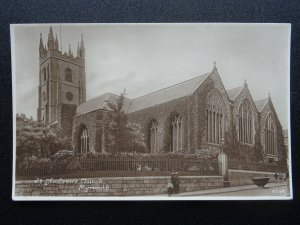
left=11, top=23, right=290, bottom=129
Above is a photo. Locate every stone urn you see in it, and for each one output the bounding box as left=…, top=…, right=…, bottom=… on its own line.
left=251, top=177, right=270, bottom=188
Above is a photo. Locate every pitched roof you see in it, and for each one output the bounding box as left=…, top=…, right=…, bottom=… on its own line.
left=128, top=72, right=211, bottom=112
left=226, top=86, right=243, bottom=101
left=254, top=98, right=269, bottom=112
left=76, top=93, right=132, bottom=115
left=76, top=93, right=109, bottom=115
left=75, top=72, right=211, bottom=115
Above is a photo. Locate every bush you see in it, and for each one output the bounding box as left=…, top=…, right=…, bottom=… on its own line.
left=74, top=149, right=219, bottom=160
left=21, top=157, right=54, bottom=174
left=52, top=150, right=74, bottom=162
left=23, top=156, right=39, bottom=169
left=192, top=149, right=219, bottom=160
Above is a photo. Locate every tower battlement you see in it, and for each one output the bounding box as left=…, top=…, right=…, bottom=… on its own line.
left=37, top=26, right=86, bottom=131
left=39, top=49, right=85, bottom=67
left=39, top=26, right=85, bottom=65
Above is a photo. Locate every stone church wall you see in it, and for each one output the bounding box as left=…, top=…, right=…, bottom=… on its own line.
left=72, top=110, right=99, bottom=153
left=70, top=69, right=286, bottom=165
left=128, top=96, right=191, bottom=153
left=15, top=176, right=224, bottom=197
left=230, top=86, right=258, bottom=162
left=72, top=110, right=109, bottom=153
left=198, top=73, right=232, bottom=151
left=127, top=70, right=234, bottom=154
left=260, top=101, right=286, bottom=164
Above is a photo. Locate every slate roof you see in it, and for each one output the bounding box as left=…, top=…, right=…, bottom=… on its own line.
left=75, top=72, right=211, bottom=115
left=76, top=93, right=132, bottom=115
left=226, top=86, right=243, bottom=101
left=254, top=98, right=269, bottom=112
left=129, top=72, right=211, bottom=112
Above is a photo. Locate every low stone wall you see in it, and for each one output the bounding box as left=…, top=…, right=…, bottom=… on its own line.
left=15, top=176, right=223, bottom=197
left=228, top=169, right=276, bottom=186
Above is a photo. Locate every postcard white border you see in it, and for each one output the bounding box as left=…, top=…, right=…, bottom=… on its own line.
left=10, top=23, right=293, bottom=201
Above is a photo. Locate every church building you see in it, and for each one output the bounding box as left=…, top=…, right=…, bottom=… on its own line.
left=37, top=27, right=286, bottom=164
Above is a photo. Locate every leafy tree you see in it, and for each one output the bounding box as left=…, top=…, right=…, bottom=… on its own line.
left=223, top=120, right=240, bottom=160
left=106, top=91, right=146, bottom=153
left=16, top=113, right=71, bottom=159
left=254, top=132, right=264, bottom=162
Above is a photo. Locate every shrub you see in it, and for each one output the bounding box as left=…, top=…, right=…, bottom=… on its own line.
left=23, top=156, right=39, bottom=169
left=21, top=157, right=54, bottom=174
left=192, top=149, right=219, bottom=160
left=52, top=150, right=74, bottom=162
left=74, top=149, right=219, bottom=160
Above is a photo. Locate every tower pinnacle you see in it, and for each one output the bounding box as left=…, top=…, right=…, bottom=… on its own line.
left=68, top=44, right=72, bottom=56
left=55, top=34, right=59, bottom=50
left=47, top=26, right=55, bottom=50
left=212, top=61, right=217, bottom=71
left=77, top=42, right=80, bottom=57
left=39, top=33, right=45, bottom=57
left=79, top=34, right=85, bottom=58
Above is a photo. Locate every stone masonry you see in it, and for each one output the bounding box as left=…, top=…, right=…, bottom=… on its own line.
left=15, top=176, right=224, bottom=197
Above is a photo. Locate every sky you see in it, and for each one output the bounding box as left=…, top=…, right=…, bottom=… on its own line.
left=11, top=23, right=290, bottom=129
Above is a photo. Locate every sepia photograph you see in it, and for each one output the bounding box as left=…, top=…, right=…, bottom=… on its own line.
left=11, top=23, right=292, bottom=200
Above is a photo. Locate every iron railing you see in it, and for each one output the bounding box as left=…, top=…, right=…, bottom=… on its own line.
left=16, top=157, right=220, bottom=180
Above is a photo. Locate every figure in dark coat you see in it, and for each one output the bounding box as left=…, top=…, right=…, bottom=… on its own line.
left=173, top=172, right=180, bottom=194
left=167, top=181, right=173, bottom=197
left=275, top=172, right=279, bottom=182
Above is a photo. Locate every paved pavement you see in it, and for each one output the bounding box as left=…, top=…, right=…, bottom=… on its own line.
left=157, top=182, right=291, bottom=198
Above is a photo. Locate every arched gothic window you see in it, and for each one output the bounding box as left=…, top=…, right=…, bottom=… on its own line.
left=172, top=115, right=183, bottom=152
left=206, top=90, right=224, bottom=144
left=238, top=100, right=254, bottom=144
left=264, top=113, right=277, bottom=156
left=80, top=128, right=89, bottom=153
left=65, top=68, right=72, bottom=82
left=150, top=120, right=158, bottom=154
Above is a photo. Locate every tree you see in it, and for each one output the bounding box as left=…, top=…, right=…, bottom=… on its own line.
left=16, top=113, right=71, bottom=159
left=223, top=119, right=240, bottom=160
left=254, top=132, right=264, bottom=162
left=106, top=91, right=146, bottom=153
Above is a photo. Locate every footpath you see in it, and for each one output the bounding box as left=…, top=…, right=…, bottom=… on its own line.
left=151, top=182, right=289, bottom=197
left=176, top=182, right=288, bottom=196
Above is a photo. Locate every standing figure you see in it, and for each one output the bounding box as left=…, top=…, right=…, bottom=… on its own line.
left=173, top=172, right=180, bottom=194
left=279, top=173, right=284, bottom=183
left=167, top=180, right=173, bottom=197
left=274, top=172, right=279, bottom=183
left=171, top=172, right=176, bottom=193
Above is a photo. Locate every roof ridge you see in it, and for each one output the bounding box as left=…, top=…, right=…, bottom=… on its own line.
left=132, top=72, right=210, bottom=100
left=79, top=93, right=108, bottom=104
left=105, top=92, right=133, bottom=100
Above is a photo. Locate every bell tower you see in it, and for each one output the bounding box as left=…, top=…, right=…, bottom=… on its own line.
left=37, top=26, right=86, bottom=134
